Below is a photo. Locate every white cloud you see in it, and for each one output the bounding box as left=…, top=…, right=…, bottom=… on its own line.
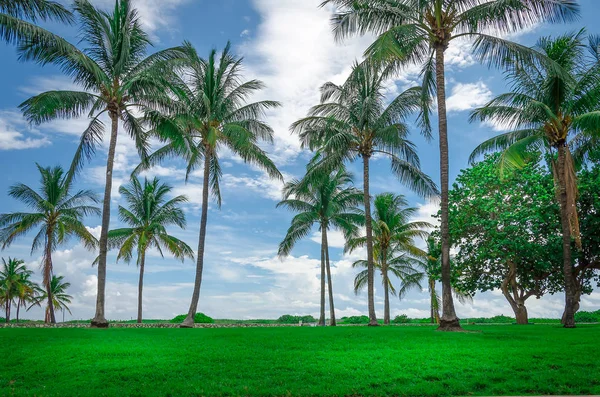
left=0, top=110, right=50, bottom=150
left=446, top=81, right=493, bottom=112
left=240, top=29, right=251, bottom=37
left=310, top=230, right=346, bottom=249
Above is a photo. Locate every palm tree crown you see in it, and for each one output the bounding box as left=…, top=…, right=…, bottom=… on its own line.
left=28, top=275, right=73, bottom=323
left=0, top=257, right=33, bottom=322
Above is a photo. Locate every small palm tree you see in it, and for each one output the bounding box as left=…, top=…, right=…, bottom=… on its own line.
left=137, top=42, right=282, bottom=328
left=0, top=0, right=72, bottom=46
left=0, top=165, right=99, bottom=324
left=292, top=61, right=437, bottom=326
left=0, top=258, right=30, bottom=322
left=278, top=168, right=363, bottom=326
left=28, top=275, right=73, bottom=323
left=106, top=177, right=194, bottom=323
left=347, top=193, right=431, bottom=324
left=322, top=0, right=579, bottom=331
left=469, top=31, right=600, bottom=328
left=14, top=268, right=39, bottom=323
left=18, top=0, right=185, bottom=328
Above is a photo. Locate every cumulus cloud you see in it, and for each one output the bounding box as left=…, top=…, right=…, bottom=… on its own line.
left=0, top=111, right=50, bottom=150
left=446, top=81, right=493, bottom=112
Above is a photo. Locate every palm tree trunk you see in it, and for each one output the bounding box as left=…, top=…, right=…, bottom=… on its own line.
left=16, top=299, right=20, bottom=323
left=92, top=111, right=119, bottom=328
left=318, top=226, right=326, bottom=326
left=44, top=230, right=56, bottom=324
left=557, top=144, right=576, bottom=328
left=324, top=228, right=336, bottom=326
left=362, top=154, right=378, bottom=326
left=429, top=277, right=439, bottom=324
left=435, top=44, right=461, bottom=331
left=137, top=249, right=146, bottom=324
left=181, top=148, right=212, bottom=328
left=5, top=300, right=10, bottom=323
left=383, top=270, right=390, bottom=325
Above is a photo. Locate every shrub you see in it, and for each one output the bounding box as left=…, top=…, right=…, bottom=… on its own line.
left=575, top=310, right=600, bottom=323
left=342, top=315, right=370, bottom=324
left=170, top=313, right=214, bottom=324
left=392, top=314, right=409, bottom=324
left=277, top=315, right=317, bottom=324
left=0, top=317, right=5, bottom=323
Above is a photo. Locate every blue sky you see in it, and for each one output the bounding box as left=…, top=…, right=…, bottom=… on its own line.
left=1, top=0, right=599, bottom=321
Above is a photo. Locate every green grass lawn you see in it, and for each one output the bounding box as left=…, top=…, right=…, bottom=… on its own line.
left=1, top=325, right=599, bottom=396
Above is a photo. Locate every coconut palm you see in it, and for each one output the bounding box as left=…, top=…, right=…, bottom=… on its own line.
left=28, top=275, right=73, bottom=323
left=106, top=177, right=194, bottom=323
left=14, top=268, right=39, bottom=323
left=0, top=165, right=99, bottom=324
left=0, top=258, right=30, bottom=322
left=0, top=0, right=72, bottom=46
left=136, top=42, right=282, bottom=328
left=292, top=61, right=437, bottom=326
left=322, top=0, right=579, bottom=331
left=469, top=31, right=600, bottom=328
left=277, top=168, right=364, bottom=326
left=347, top=193, right=431, bottom=324
left=18, top=0, right=186, bottom=327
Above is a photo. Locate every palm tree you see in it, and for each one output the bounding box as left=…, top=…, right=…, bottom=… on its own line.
left=277, top=168, right=363, bottom=326
left=322, top=0, right=579, bottom=331
left=106, top=177, right=194, bottom=323
left=292, top=61, right=437, bottom=326
left=469, top=31, right=600, bottom=328
left=0, top=165, right=99, bottom=324
left=0, top=258, right=29, bottom=322
left=14, top=268, right=39, bottom=323
left=18, top=0, right=186, bottom=328
left=28, top=275, right=73, bottom=323
left=137, top=42, right=282, bottom=328
left=0, top=0, right=72, bottom=46
left=347, top=193, right=431, bottom=324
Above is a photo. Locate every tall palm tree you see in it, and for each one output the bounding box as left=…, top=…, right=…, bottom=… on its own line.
left=0, top=0, right=72, bottom=46
left=0, top=165, right=99, bottom=324
left=137, top=42, right=282, bottom=328
left=347, top=193, right=431, bottom=324
left=277, top=168, right=364, bottom=326
left=322, top=0, right=579, bottom=331
left=469, top=31, right=600, bottom=328
left=292, top=61, right=437, bottom=326
left=28, top=275, right=73, bottom=323
left=18, top=0, right=186, bottom=328
left=106, top=177, right=194, bottom=323
left=0, top=258, right=29, bottom=323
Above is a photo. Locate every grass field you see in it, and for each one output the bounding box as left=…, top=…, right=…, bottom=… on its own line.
left=1, top=325, right=599, bottom=396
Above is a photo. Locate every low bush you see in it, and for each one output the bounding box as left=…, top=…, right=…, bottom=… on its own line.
left=575, top=310, right=600, bottom=323
left=277, top=315, right=317, bottom=324
left=392, top=314, right=409, bottom=324
left=341, top=315, right=370, bottom=324
left=170, top=313, right=214, bottom=324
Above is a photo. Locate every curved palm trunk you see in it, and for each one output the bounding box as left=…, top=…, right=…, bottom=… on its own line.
left=435, top=45, right=461, bottom=331
left=557, top=144, right=576, bottom=328
left=137, top=249, right=146, bottom=324
left=44, top=229, right=56, bottom=324
left=92, top=112, right=119, bottom=328
left=318, top=227, right=326, bottom=326
left=362, top=154, right=378, bottom=326
left=181, top=149, right=212, bottom=328
left=324, top=228, right=336, bottom=326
